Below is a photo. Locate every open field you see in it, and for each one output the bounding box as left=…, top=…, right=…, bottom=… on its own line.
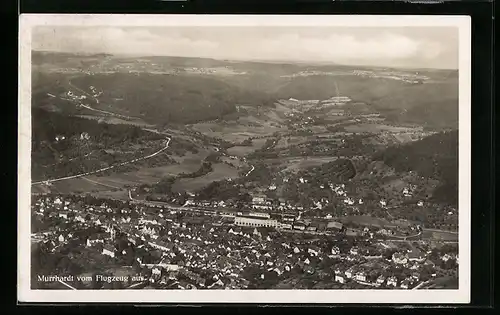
left=278, top=156, right=340, bottom=173
left=91, top=163, right=203, bottom=187
left=88, top=189, right=129, bottom=200
left=275, top=136, right=310, bottom=149
left=227, top=138, right=267, bottom=156
left=422, top=229, right=458, bottom=241
left=393, top=133, right=422, bottom=143
left=46, top=177, right=114, bottom=194
left=33, top=162, right=205, bottom=194
left=220, top=156, right=246, bottom=168
left=172, top=163, right=239, bottom=193
left=190, top=119, right=284, bottom=143
left=344, top=123, right=423, bottom=133
left=170, top=150, right=210, bottom=165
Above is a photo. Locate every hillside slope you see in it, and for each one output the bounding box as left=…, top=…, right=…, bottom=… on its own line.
left=274, top=75, right=458, bottom=129
left=372, top=130, right=458, bottom=205
left=31, top=108, right=168, bottom=181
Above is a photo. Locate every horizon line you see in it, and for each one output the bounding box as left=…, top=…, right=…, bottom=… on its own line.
left=31, top=49, right=459, bottom=71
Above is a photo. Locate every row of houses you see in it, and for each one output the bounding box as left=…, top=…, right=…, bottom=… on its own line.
left=334, top=267, right=422, bottom=289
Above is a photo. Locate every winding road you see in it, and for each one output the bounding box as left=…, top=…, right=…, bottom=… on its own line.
left=32, top=135, right=171, bottom=185
left=244, top=165, right=255, bottom=177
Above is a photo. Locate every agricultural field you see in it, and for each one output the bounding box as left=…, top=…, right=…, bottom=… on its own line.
left=172, top=163, right=240, bottom=193
left=274, top=136, right=311, bottom=149
left=226, top=138, right=267, bottom=157
left=344, top=123, right=423, bottom=134
left=278, top=156, right=341, bottom=173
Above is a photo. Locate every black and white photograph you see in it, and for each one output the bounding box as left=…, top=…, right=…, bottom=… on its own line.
left=18, top=14, right=471, bottom=303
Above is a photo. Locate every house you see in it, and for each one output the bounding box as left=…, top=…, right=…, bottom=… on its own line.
left=293, top=223, right=306, bottom=231
left=376, top=275, right=386, bottom=285
left=308, top=246, right=320, bottom=257
left=251, top=196, right=266, bottom=205
left=355, top=271, right=367, bottom=282
left=58, top=213, right=68, bottom=219
left=392, top=252, right=408, bottom=265
left=278, top=223, right=292, bottom=230
left=331, top=246, right=340, bottom=255
left=386, top=276, right=398, bottom=287
left=411, top=272, right=420, bottom=281
left=335, top=273, right=345, bottom=283
left=350, top=247, right=359, bottom=255
left=407, top=248, right=426, bottom=263
left=326, top=221, right=343, bottom=230
left=102, top=244, right=115, bottom=258
left=248, top=212, right=271, bottom=219
left=345, top=268, right=354, bottom=279
left=234, top=216, right=277, bottom=228
left=400, top=279, right=410, bottom=289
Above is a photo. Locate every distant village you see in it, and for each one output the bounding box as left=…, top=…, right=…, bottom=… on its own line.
left=281, top=69, right=428, bottom=84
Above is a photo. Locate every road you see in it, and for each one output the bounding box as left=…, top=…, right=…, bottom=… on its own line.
left=68, top=77, right=100, bottom=104
left=80, top=104, right=137, bottom=120
left=32, top=135, right=171, bottom=185
left=244, top=165, right=255, bottom=177
left=33, top=82, right=172, bottom=185
left=69, top=77, right=141, bottom=121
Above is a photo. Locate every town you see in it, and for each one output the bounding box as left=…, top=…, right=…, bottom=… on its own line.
left=31, top=193, right=459, bottom=290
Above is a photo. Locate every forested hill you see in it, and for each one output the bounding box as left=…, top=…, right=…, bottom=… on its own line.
left=372, top=130, right=458, bottom=205
left=31, top=107, right=164, bottom=152
left=274, top=75, right=458, bottom=129
left=70, top=73, right=272, bottom=124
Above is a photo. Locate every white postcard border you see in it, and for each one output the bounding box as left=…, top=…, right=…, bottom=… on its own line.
left=18, top=14, right=471, bottom=304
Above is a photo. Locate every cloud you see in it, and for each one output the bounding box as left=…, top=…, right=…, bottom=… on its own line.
left=258, top=32, right=426, bottom=62
left=32, top=26, right=452, bottom=68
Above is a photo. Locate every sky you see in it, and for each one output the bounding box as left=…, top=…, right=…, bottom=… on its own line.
left=32, top=26, right=459, bottom=69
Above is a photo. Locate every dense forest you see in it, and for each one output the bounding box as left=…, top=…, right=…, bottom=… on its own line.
left=70, top=73, right=272, bottom=124
left=372, top=130, right=458, bottom=205
left=31, top=108, right=166, bottom=181
left=32, top=108, right=161, bottom=148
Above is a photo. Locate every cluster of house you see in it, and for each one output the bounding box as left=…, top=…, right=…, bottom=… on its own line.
left=65, top=90, right=87, bottom=101
left=88, top=85, right=103, bottom=98
left=151, top=189, right=423, bottom=239
left=320, top=96, right=352, bottom=107
left=352, top=70, right=428, bottom=84
left=183, top=67, right=218, bottom=74
left=32, top=194, right=455, bottom=290
left=334, top=266, right=423, bottom=289
left=280, top=70, right=351, bottom=78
